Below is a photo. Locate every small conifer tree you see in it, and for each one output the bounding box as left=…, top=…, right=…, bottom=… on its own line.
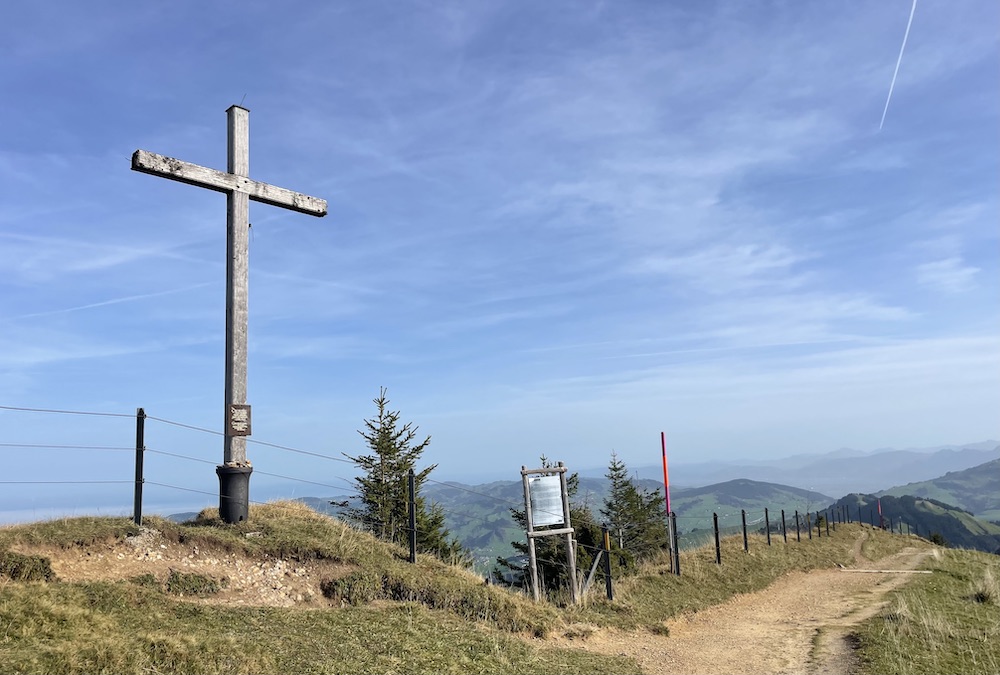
left=600, top=451, right=668, bottom=570
left=342, top=388, right=464, bottom=561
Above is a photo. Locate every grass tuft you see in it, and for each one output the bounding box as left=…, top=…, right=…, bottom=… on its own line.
left=0, top=549, right=57, bottom=582
left=970, top=567, right=997, bottom=605
left=165, top=570, right=228, bottom=597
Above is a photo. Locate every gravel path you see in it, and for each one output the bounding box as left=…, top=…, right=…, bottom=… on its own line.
left=568, top=532, right=931, bottom=675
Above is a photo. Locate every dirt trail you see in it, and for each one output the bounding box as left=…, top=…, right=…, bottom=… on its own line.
left=569, top=532, right=932, bottom=675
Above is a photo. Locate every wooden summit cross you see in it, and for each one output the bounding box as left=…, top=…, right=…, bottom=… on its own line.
left=132, top=105, right=327, bottom=523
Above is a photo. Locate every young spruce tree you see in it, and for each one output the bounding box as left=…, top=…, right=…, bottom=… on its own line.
left=601, top=451, right=668, bottom=572
left=342, top=388, right=464, bottom=562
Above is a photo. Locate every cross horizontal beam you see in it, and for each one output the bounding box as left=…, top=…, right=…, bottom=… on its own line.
left=131, top=149, right=327, bottom=217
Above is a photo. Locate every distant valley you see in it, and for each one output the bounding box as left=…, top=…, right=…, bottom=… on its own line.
left=168, top=442, right=1000, bottom=564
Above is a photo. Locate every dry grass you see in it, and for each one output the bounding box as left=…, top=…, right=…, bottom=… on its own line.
left=856, top=547, right=1000, bottom=675
left=0, top=503, right=633, bottom=674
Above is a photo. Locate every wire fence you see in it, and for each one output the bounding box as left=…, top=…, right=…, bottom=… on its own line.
left=0, top=402, right=916, bottom=600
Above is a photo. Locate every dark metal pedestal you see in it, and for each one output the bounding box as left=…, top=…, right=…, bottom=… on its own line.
left=216, top=464, right=253, bottom=523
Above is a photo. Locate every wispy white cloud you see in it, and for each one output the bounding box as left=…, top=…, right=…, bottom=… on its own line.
left=634, top=243, right=813, bottom=295
left=7, top=283, right=213, bottom=320
left=916, top=257, right=979, bottom=293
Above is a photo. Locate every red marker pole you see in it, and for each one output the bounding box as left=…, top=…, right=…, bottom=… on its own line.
left=661, top=432, right=671, bottom=515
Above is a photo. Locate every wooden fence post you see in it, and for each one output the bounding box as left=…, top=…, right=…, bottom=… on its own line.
left=765, top=507, right=771, bottom=546
left=781, top=509, right=787, bottom=543
left=602, top=526, right=613, bottom=600
left=741, top=509, right=748, bottom=552
left=795, top=511, right=801, bottom=542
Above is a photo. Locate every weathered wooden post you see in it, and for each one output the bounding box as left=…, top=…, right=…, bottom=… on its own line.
left=765, top=507, right=771, bottom=546
left=132, top=106, right=327, bottom=524
left=741, top=509, right=748, bottom=552
left=602, top=526, right=613, bottom=601
left=795, top=510, right=801, bottom=542
left=807, top=512, right=813, bottom=540
left=781, top=509, right=787, bottom=543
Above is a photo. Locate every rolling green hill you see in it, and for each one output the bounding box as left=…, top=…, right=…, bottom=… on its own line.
left=879, top=458, right=1000, bottom=522
left=287, top=478, right=835, bottom=567
left=831, top=493, right=1000, bottom=554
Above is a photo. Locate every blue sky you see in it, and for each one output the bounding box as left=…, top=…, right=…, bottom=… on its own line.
left=1, top=1, right=997, bottom=520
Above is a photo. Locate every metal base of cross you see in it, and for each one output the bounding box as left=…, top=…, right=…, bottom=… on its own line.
left=216, top=464, right=253, bottom=524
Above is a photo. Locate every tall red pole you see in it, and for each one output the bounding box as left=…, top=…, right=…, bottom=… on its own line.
left=661, top=431, right=671, bottom=515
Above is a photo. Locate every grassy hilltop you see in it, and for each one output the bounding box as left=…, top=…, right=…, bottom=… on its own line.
left=0, top=501, right=995, bottom=674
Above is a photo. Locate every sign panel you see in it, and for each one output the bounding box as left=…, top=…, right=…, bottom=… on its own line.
left=228, top=404, right=252, bottom=436
left=529, top=475, right=563, bottom=527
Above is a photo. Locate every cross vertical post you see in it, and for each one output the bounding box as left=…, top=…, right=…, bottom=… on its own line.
left=225, top=105, right=250, bottom=467
left=132, top=105, right=327, bottom=524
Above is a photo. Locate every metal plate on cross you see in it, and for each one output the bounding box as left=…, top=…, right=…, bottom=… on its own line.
left=228, top=404, right=251, bottom=436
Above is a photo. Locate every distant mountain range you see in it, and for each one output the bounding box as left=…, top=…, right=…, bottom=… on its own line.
left=625, top=441, right=999, bottom=497
left=166, top=443, right=1000, bottom=564
left=879, top=458, right=1000, bottom=522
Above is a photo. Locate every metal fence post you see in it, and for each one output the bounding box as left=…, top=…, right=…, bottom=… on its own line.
left=713, top=512, right=721, bottom=564
left=670, top=512, right=681, bottom=576
left=408, top=468, right=416, bottom=563
left=133, top=407, right=145, bottom=526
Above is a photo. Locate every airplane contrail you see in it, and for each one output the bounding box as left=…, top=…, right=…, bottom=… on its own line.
left=880, top=0, right=918, bottom=130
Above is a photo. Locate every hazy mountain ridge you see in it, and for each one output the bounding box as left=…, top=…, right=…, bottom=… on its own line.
left=629, top=442, right=1000, bottom=497
left=878, top=458, right=1000, bottom=522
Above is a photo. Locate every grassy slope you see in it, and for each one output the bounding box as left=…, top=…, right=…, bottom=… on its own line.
left=0, top=503, right=634, bottom=675
left=3, top=503, right=990, bottom=675
left=856, top=547, right=1000, bottom=675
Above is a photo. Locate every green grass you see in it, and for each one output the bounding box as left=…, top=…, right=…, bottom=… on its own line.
left=856, top=547, right=1000, bottom=675
left=0, top=581, right=634, bottom=674
left=4, top=503, right=973, bottom=674
left=0, top=502, right=635, bottom=674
